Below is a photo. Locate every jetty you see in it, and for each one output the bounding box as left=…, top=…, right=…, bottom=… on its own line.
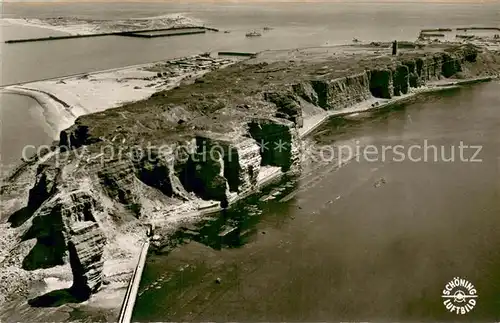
left=121, top=28, right=206, bottom=38
left=456, top=27, right=500, bottom=31
left=118, top=239, right=150, bottom=323
left=4, top=26, right=219, bottom=44
left=218, top=51, right=257, bottom=57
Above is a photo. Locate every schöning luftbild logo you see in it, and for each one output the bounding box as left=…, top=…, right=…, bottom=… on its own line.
left=441, top=277, right=478, bottom=314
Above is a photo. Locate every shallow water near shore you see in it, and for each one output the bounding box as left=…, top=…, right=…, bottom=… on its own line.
left=133, top=82, right=500, bottom=321
left=0, top=92, right=54, bottom=175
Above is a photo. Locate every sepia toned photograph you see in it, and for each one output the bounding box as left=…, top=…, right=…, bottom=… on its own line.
left=0, top=0, right=499, bottom=321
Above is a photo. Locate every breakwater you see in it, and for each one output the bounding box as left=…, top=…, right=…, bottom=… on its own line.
left=218, top=51, right=258, bottom=57
left=4, top=26, right=219, bottom=44
left=118, top=240, right=150, bottom=323
left=122, top=30, right=206, bottom=38
left=456, top=26, right=500, bottom=31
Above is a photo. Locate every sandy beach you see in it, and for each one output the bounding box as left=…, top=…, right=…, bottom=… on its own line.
left=1, top=54, right=240, bottom=142
left=2, top=14, right=203, bottom=36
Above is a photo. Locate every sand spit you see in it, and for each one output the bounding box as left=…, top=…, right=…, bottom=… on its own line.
left=2, top=13, right=203, bottom=36
left=1, top=54, right=240, bottom=140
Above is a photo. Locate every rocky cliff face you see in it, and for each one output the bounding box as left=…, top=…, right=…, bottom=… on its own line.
left=248, top=118, right=300, bottom=173
left=3, top=43, right=498, bottom=301
left=68, top=221, right=106, bottom=299
left=22, top=174, right=107, bottom=297
left=309, top=72, right=373, bottom=110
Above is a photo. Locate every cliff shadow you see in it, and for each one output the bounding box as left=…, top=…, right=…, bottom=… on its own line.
left=7, top=206, right=35, bottom=228
left=179, top=175, right=299, bottom=251
left=28, top=288, right=87, bottom=308
left=21, top=216, right=67, bottom=271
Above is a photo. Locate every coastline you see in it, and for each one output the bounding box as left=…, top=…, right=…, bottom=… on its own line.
left=0, top=54, right=241, bottom=142
left=111, top=74, right=499, bottom=322
left=2, top=14, right=203, bottom=37
left=2, top=57, right=489, bottom=190
left=190, top=75, right=497, bottom=218
left=1, top=41, right=499, bottom=322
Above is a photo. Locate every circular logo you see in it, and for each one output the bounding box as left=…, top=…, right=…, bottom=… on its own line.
left=441, top=277, right=478, bottom=314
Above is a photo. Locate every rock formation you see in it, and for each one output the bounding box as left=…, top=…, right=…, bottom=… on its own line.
left=2, top=43, right=499, bottom=301
left=22, top=177, right=106, bottom=298
left=68, top=221, right=106, bottom=299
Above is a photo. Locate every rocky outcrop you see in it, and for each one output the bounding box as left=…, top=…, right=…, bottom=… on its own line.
left=179, top=136, right=231, bottom=206
left=441, top=52, right=463, bottom=78
left=134, top=143, right=195, bottom=202
left=176, top=133, right=263, bottom=206
left=27, top=163, right=62, bottom=210
left=7, top=43, right=495, bottom=302
left=227, top=137, right=262, bottom=194
left=248, top=118, right=301, bottom=173
left=68, top=221, right=106, bottom=299
left=264, top=91, right=304, bottom=127
left=23, top=180, right=106, bottom=298
left=292, top=82, right=319, bottom=106
left=369, top=69, right=393, bottom=99
left=98, top=159, right=142, bottom=214
left=60, top=124, right=100, bottom=150
left=310, top=73, right=372, bottom=110
left=392, top=65, right=409, bottom=96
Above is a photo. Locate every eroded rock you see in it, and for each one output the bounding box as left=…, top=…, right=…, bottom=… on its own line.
left=248, top=118, right=301, bottom=173
left=98, top=159, right=142, bottom=214
left=310, top=73, right=372, bottom=110
left=68, top=221, right=106, bottom=299
left=392, top=65, right=409, bottom=96
left=264, top=91, right=304, bottom=127
left=22, top=185, right=106, bottom=297
left=369, top=69, right=394, bottom=99
left=27, top=163, right=62, bottom=210
left=178, top=135, right=231, bottom=206
left=292, top=82, right=319, bottom=106
left=60, top=124, right=100, bottom=150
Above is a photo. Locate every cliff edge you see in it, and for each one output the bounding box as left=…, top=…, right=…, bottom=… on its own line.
left=1, top=42, right=499, bottom=320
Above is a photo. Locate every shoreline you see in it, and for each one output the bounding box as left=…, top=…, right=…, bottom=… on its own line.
left=0, top=54, right=241, bottom=143
left=1, top=42, right=499, bottom=321
left=4, top=26, right=218, bottom=44
left=1, top=14, right=204, bottom=37
left=112, top=74, right=499, bottom=321
left=183, top=75, right=497, bottom=218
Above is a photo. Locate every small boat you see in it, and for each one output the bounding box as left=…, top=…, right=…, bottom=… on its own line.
left=245, top=31, right=262, bottom=37
left=352, top=37, right=360, bottom=43
left=263, top=26, right=273, bottom=31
